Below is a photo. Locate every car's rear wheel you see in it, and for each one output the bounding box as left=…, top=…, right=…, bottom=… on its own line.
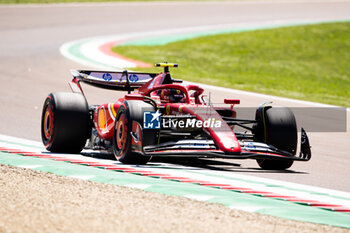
left=113, top=100, right=156, bottom=164
left=254, top=106, right=297, bottom=170
left=41, top=92, right=90, bottom=153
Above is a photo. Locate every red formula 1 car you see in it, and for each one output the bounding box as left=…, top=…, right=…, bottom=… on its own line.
left=41, top=63, right=311, bottom=170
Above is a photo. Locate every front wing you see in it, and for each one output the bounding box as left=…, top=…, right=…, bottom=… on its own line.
left=143, top=128, right=311, bottom=162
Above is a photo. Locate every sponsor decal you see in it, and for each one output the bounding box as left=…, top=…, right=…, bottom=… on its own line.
left=102, top=73, right=113, bottom=81
left=143, top=110, right=161, bottom=129
left=246, top=142, right=256, bottom=150
left=143, top=111, right=222, bottom=130
left=162, top=118, right=222, bottom=129
left=98, top=107, right=107, bottom=130
left=129, top=74, right=139, bottom=82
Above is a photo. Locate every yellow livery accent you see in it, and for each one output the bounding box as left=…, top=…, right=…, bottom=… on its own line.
left=154, top=63, right=178, bottom=68
left=110, top=104, right=117, bottom=118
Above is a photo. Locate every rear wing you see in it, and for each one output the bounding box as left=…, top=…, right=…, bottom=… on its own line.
left=70, top=70, right=158, bottom=93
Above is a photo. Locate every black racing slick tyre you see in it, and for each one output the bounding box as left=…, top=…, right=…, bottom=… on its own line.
left=254, top=106, right=297, bottom=170
left=113, top=100, right=156, bottom=164
left=41, top=92, right=90, bottom=153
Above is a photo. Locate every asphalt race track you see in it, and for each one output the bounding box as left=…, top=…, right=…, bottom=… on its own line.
left=0, top=0, right=349, bottom=192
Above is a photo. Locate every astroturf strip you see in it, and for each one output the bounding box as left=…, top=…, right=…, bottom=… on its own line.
left=1, top=134, right=349, bottom=203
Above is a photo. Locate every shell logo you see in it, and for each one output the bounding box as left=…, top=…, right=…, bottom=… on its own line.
left=98, top=107, right=107, bottom=130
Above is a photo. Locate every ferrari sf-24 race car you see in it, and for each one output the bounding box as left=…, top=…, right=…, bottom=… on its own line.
left=41, top=63, right=311, bottom=170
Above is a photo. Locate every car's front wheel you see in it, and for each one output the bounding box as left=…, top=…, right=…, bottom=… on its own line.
left=254, top=106, right=297, bottom=170
left=113, top=100, right=156, bottom=164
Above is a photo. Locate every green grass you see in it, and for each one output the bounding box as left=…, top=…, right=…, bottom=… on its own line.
left=113, top=22, right=350, bottom=107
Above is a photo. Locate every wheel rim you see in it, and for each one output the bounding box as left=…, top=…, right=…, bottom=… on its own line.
left=43, top=105, right=54, bottom=141
left=115, top=114, right=127, bottom=155
left=116, top=121, right=125, bottom=149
